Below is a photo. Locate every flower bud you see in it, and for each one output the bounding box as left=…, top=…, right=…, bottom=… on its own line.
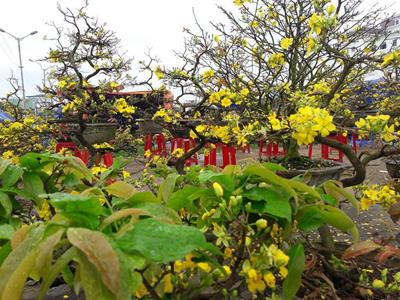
left=394, top=271, right=400, bottom=282
left=232, top=290, right=238, bottom=297
left=222, top=288, right=228, bottom=296
left=245, top=236, right=252, bottom=247
left=219, top=202, right=226, bottom=214
left=256, top=219, right=268, bottom=229
left=213, top=182, right=224, bottom=197
left=372, top=279, right=385, bottom=289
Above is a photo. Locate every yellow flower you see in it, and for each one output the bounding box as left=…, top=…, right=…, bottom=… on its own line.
left=221, top=97, right=232, bottom=107
left=326, top=4, right=335, bottom=15
left=135, top=284, right=149, bottom=298
left=263, top=272, right=276, bottom=288
left=312, top=116, right=336, bottom=137
left=247, top=268, right=266, bottom=294
left=2, top=151, right=13, bottom=159
left=164, top=273, right=173, bottom=293
left=280, top=38, right=293, bottom=50
left=122, top=170, right=131, bottom=179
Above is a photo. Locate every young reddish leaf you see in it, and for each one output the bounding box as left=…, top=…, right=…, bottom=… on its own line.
left=304, top=253, right=318, bottom=271
left=67, top=228, right=120, bottom=296
left=341, top=241, right=382, bottom=260
left=376, top=248, right=396, bottom=263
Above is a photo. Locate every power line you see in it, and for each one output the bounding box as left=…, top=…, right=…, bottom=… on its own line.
left=0, top=33, right=19, bottom=66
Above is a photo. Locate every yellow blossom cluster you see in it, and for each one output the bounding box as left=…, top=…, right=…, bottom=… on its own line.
left=356, top=184, right=398, bottom=211
left=355, top=114, right=396, bottom=142
left=289, top=106, right=336, bottom=145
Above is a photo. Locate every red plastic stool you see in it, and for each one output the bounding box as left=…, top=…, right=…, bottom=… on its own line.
left=239, top=144, right=251, bottom=154
left=170, top=137, right=198, bottom=166
left=144, top=134, right=167, bottom=158
left=56, top=142, right=79, bottom=156
left=259, top=140, right=286, bottom=159
left=308, top=134, right=350, bottom=162
left=204, top=143, right=236, bottom=168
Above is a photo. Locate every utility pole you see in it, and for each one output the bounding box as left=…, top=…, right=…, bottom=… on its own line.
left=0, top=28, right=38, bottom=110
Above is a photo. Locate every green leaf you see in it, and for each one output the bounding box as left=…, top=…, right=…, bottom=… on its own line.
left=67, top=228, right=120, bottom=295
left=198, top=172, right=235, bottom=191
left=0, top=165, right=23, bottom=187
left=287, top=179, right=321, bottom=200
left=261, top=162, right=288, bottom=172
left=0, top=224, right=15, bottom=241
left=116, top=218, right=206, bottom=263
left=36, top=230, right=64, bottom=278
left=61, top=265, right=75, bottom=287
left=323, top=181, right=359, bottom=214
left=242, top=187, right=280, bottom=201
left=318, top=206, right=355, bottom=231
left=0, top=158, right=11, bottom=176
left=59, top=212, right=100, bottom=229
left=128, top=202, right=181, bottom=224
left=0, top=192, right=12, bottom=217
left=165, top=186, right=200, bottom=211
left=297, top=209, right=325, bottom=231
left=320, top=194, right=337, bottom=206
left=158, top=174, right=178, bottom=202
left=244, top=166, right=298, bottom=202
left=124, top=191, right=161, bottom=205
left=0, top=187, right=34, bottom=201
left=23, top=172, right=45, bottom=202
left=19, top=153, right=60, bottom=170
left=44, top=193, right=103, bottom=216
left=0, top=241, right=12, bottom=267
left=0, top=227, right=45, bottom=300
left=103, top=181, right=138, bottom=199
left=64, top=173, right=79, bottom=187
left=264, top=197, right=292, bottom=221
left=283, top=244, right=305, bottom=300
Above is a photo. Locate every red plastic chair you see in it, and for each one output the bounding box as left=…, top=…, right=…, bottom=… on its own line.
left=204, top=143, right=236, bottom=168
left=259, top=140, right=286, bottom=159
left=170, top=137, right=198, bottom=166
left=144, top=134, right=167, bottom=158
left=308, top=134, right=357, bottom=162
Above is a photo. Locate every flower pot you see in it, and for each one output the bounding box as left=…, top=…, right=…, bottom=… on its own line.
left=279, top=161, right=352, bottom=186
left=165, top=119, right=202, bottom=138
left=59, top=123, right=118, bottom=146
left=136, top=119, right=164, bottom=134
left=382, top=157, right=400, bottom=178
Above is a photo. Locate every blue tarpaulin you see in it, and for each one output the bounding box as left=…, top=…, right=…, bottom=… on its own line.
left=0, top=109, right=14, bottom=123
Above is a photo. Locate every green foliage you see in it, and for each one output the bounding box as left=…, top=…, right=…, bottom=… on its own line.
left=0, top=150, right=363, bottom=299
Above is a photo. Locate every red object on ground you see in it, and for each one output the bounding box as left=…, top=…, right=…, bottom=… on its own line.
left=259, top=140, right=286, bottom=159
left=170, top=137, right=198, bottom=166
left=144, top=134, right=167, bottom=158
left=308, top=133, right=357, bottom=162
left=204, top=143, right=236, bottom=168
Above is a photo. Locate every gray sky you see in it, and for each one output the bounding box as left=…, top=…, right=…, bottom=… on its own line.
left=0, top=0, right=397, bottom=99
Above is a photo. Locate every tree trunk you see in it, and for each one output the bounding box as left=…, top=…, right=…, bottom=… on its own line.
left=284, top=138, right=302, bottom=160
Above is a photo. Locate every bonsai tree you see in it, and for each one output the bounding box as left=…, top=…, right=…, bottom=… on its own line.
left=148, top=0, right=400, bottom=182
left=37, top=1, right=165, bottom=163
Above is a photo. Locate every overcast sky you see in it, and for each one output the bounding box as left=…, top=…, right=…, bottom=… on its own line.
left=0, top=0, right=397, bottom=98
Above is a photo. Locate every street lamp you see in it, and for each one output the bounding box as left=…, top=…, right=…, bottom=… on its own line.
left=0, top=28, right=38, bottom=109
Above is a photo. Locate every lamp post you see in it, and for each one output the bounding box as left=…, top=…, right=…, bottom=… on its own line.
left=0, top=28, right=38, bottom=109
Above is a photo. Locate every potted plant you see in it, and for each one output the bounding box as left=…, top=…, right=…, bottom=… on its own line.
left=37, top=1, right=156, bottom=163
